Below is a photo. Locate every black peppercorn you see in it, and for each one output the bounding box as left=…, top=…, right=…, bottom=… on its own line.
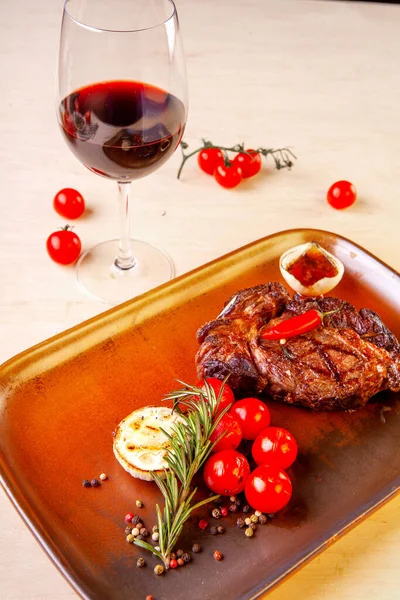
left=135, top=534, right=143, bottom=541
left=90, top=478, right=100, bottom=487
left=229, top=503, right=238, bottom=513
left=176, top=549, right=184, bottom=558
left=192, top=543, right=202, bottom=553
left=217, top=525, right=225, bottom=534
left=259, top=514, right=268, bottom=525
left=140, top=528, right=149, bottom=538
left=136, top=557, right=145, bottom=568
left=132, top=516, right=141, bottom=526
left=249, top=523, right=257, bottom=531
left=182, top=552, right=191, bottom=563
left=242, top=504, right=250, bottom=514
left=210, top=525, right=218, bottom=535
left=236, top=517, right=245, bottom=528
left=125, top=526, right=132, bottom=535
left=170, top=552, right=176, bottom=560
left=82, top=479, right=91, bottom=488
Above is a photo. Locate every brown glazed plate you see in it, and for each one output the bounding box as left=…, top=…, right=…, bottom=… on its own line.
left=1, top=228, right=400, bottom=600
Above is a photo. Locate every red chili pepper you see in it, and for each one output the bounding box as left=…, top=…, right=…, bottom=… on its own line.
left=260, top=309, right=323, bottom=340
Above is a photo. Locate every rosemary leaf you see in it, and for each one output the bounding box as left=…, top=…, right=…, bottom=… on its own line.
left=136, top=377, right=232, bottom=568
left=134, top=538, right=163, bottom=561
left=190, top=494, right=221, bottom=513
left=152, top=471, right=169, bottom=500
left=156, top=503, right=166, bottom=554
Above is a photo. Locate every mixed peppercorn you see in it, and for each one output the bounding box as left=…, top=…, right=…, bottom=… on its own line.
left=198, top=496, right=270, bottom=540
left=82, top=473, right=108, bottom=488
left=122, top=492, right=271, bottom=579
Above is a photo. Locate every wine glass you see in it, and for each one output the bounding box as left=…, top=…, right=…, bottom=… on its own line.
left=57, top=0, right=188, bottom=304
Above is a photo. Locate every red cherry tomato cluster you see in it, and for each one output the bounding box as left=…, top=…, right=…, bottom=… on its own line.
left=200, top=378, right=298, bottom=514
left=47, top=188, right=86, bottom=265
left=197, top=148, right=262, bottom=189
left=177, top=139, right=295, bottom=184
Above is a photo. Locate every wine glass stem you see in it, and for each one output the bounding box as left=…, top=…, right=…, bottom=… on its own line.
left=115, top=181, right=136, bottom=270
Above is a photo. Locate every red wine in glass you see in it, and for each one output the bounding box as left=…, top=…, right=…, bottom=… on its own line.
left=57, top=0, right=188, bottom=304
left=59, top=80, right=186, bottom=181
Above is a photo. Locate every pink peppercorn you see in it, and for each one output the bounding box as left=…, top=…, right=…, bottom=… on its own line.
left=220, top=507, right=228, bottom=517
left=198, top=519, right=209, bottom=530
left=170, top=559, right=178, bottom=569
left=124, top=513, right=134, bottom=523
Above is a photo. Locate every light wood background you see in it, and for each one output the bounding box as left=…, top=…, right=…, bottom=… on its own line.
left=1, top=0, right=400, bottom=598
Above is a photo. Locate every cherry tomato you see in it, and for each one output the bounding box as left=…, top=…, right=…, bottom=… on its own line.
left=214, top=163, right=242, bottom=189
left=203, top=449, right=250, bottom=496
left=232, top=149, right=262, bottom=178
left=229, top=397, right=271, bottom=440
left=210, top=413, right=243, bottom=453
left=195, top=377, right=235, bottom=414
left=53, top=188, right=85, bottom=219
left=46, top=225, right=82, bottom=265
left=252, top=426, right=298, bottom=469
left=327, top=180, right=357, bottom=209
left=245, top=464, right=292, bottom=513
left=197, top=147, right=224, bottom=175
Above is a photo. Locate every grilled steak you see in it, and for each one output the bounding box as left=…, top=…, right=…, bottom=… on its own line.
left=196, top=286, right=400, bottom=410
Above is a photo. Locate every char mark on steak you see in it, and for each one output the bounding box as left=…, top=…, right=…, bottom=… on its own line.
left=195, top=285, right=400, bottom=411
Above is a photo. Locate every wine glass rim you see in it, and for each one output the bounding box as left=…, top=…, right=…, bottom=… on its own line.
left=63, top=0, right=177, bottom=34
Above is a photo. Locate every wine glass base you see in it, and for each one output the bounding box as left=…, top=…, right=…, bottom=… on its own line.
left=76, top=239, right=175, bottom=305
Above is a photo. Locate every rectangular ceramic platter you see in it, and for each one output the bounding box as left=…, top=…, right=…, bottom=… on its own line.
left=0, top=229, right=399, bottom=600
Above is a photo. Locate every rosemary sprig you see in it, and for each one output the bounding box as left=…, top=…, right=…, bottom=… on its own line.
left=177, top=139, right=297, bottom=179
left=134, top=379, right=230, bottom=568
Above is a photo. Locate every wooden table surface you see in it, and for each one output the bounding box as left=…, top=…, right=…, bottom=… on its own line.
left=1, top=0, right=400, bottom=598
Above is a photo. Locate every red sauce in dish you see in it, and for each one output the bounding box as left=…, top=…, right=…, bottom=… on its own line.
left=287, top=245, right=338, bottom=286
